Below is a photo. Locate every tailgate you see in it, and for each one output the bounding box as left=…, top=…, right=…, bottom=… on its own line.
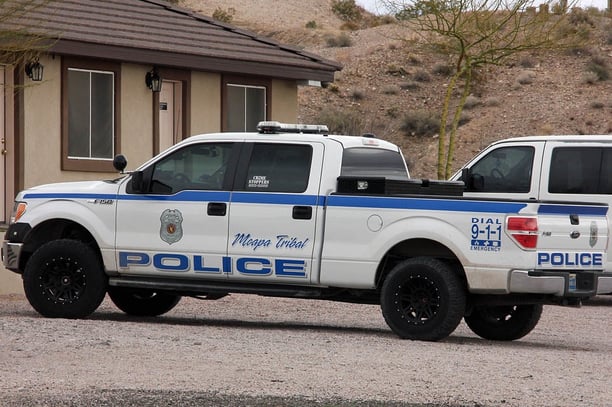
left=535, top=204, right=608, bottom=270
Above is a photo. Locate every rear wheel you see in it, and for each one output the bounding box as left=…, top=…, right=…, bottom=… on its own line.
left=23, top=239, right=107, bottom=318
left=380, top=257, right=466, bottom=341
left=108, top=287, right=181, bottom=316
left=464, top=304, right=543, bottom=341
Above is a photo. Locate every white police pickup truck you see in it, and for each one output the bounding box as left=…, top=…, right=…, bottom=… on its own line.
left=2, top=123, right=609, bottom=341
left=452, top=135, right=612, bottom=294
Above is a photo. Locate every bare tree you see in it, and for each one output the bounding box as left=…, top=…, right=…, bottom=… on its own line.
left=381, top=0, right=583, bottom=179
left=0, top=0, right=54, bottom=74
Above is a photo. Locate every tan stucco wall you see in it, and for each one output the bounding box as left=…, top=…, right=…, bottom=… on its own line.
left=271, top=79, right=298, bottom=122
left=190, top=71, right=221, bottom=135
left=120, top=64, right=154, bottom=169
left=23, top=55, right=63, bottom=188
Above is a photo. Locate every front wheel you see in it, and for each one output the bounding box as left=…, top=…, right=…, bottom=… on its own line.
left=108, top=287, right=181, bottom=316
left=23, top=239, right=107, bottom=318
left=464, top=304, right=543, bottom=341
left=380, top=257, right=466, bottom=341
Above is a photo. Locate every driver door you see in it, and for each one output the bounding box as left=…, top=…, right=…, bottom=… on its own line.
left=115, top=141, right=240, bottom=278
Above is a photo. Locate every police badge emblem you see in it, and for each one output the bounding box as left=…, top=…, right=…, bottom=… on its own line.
left=160, top=209, right=184, bottom=244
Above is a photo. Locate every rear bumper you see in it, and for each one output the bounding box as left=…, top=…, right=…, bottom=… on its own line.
left=510, top=270, right=611, bottom=296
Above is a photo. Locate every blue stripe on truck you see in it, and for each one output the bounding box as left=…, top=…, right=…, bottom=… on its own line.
left=538, top=204, right=608, bottom=216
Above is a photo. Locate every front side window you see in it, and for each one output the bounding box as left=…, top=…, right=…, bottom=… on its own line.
left=549, top=147, right=612, bottom=194
left=341, top=147, right=409, bottom=180
left=242, top=144, right=312, bottom=193
left=468, top=146, right=534, bottom=192
left=62, top=58, right=120, bottom=171
left=150, top=143, right=234, bottom=194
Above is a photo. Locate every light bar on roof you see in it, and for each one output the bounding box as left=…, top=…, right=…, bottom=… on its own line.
left=257, top=121, right=329, bottom=134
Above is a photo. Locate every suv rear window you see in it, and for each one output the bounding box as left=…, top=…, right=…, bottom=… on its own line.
left=341, top=147, right=408, bottom=180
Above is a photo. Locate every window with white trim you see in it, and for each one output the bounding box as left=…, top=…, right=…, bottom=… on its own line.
left=226, top=83, right=266, bottom=132
left=67, top=68, right=114, bottom=160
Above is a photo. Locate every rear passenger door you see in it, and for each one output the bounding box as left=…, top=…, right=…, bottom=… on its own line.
left=540, top=142, right=612, bottom=273
left=226, top=142, right=324, bottom=284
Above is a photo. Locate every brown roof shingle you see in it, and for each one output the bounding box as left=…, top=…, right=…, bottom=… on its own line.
left=8, top=0, right=341, bottom=81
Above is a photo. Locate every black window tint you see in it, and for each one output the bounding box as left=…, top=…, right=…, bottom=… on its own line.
left=341, top=148, right=409, bottom=180
left=549, top=147, right=605, bottom=194
left=244, top=144, right=312, bottom=193
left=150, top=143, right=233, bottom=194
left=469, top=146, right=534, bottom=192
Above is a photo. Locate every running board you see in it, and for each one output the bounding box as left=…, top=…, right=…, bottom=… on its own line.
left=108, top=276, right=323, bottom=299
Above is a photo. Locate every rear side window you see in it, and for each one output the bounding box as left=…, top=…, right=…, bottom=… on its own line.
left=549, top=147, right=612, bottom=194
left=468, top=146, right=534, bottom=192
left=341, top=147, right=408, bottom=180
left=243, top=144, right=312, bottom=193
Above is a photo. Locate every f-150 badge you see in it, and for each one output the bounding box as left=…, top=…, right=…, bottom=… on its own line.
left=160, top=209, right=183, bottom=245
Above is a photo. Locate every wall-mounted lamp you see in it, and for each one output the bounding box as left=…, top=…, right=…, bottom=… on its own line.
left=145, top=67, right=162, bottom=92
left=25, top=59, right=44, bottom=81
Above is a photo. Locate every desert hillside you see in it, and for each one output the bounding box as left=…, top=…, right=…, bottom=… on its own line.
left=179, top=0, right=612, bottom=178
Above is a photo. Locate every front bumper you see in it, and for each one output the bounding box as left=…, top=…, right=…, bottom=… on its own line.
left=510, top=269, right=612, bottom=296
left=2, top=241, right=23, bottom=272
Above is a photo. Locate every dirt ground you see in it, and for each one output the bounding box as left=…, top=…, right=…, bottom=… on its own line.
left=1, top=293, right=611, bottom=406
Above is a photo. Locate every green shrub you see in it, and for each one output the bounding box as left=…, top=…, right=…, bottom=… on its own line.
left=331, top=0, right=363, bottom=22
left=326, top=33, right=353, bottom=47
left=516, top=71, right=535, bottom=85
left=588, top=55, right=610, bottom=81
left=582, top=71, right=599, bottom=84
left=316, top=108, right=363, bottom=136
left=398, top=81, right=419, bottom=90
left=351, top=88, right=366, bottom=100
left=432, top=63, right=453, bottom=76
left=463, top=95, right=481, bottom=110
left=386, top=64, right=408, bottom=76
left=382, top=85, right=400, bottom=95
left=519, top=55, right=536, bottom=68
left=305, top=20, right=318, bottom=29
left=400, top=110, right=440, bottom=137
left=413, top=69, right=431, bottom=82
left=212, top=7, right=235, bottom=23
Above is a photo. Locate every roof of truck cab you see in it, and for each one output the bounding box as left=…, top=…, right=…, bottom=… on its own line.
left=488, top=135, right=612, bottom=145
left=183, top=132, right=402, bottom=151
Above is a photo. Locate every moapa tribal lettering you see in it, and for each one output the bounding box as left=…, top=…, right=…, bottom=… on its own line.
left=232, top=233, right=310, bottom=251
left=118, top=251, right=307, bottom=277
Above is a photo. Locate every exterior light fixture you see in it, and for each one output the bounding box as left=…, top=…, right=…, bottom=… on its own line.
left=145, top=67, right=162, bottom=92
left=25, top=59, right=44, bottom=81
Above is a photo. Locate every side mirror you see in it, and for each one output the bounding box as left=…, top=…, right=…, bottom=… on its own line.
left=129, top=170, right=145, bottom=193
left=461, top=167, right=484, bottom=191
left=113, top=154, right=127, bottom=173
left=471, top=174, right=484, bottom=191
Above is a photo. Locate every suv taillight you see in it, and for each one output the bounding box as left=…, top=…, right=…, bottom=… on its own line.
left=506, top=216, right=538, bottom=249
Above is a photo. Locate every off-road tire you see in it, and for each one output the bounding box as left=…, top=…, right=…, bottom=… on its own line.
left=108, top=287, right=181, bottom=316
left=464, top=304, right=543, bottom=341
left=23, top=239, right=107, bottom=318
left=380, top=257, right=466, bottom=341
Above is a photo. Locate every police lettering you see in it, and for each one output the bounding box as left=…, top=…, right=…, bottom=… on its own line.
left=537, top=252, right=603, bottom=267
left=118, top=251, right=307, bottom=278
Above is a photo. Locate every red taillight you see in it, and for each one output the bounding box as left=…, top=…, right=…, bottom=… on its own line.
left=506, top=216, right=538, bottom=249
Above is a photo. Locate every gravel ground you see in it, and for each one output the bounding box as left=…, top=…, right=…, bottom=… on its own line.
left=1, top=293, right=611, bottom=406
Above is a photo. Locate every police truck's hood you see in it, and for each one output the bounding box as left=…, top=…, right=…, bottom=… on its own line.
left=19, top=179, right=123, bottom=199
